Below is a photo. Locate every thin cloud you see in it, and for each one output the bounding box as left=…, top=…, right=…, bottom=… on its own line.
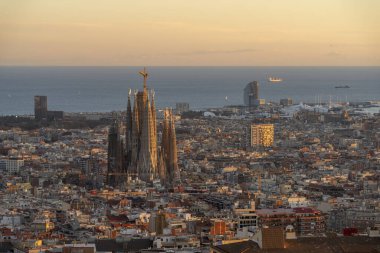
left=326, top=51, right=343, bottom=57
left=0, top=22, right=107, bottom=30
left=185, top=49, right=256, bottom=56
left=150, top=21, right=245, bottom=34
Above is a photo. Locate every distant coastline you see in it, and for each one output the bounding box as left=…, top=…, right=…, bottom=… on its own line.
left=0, top=66, right=379, bottom=115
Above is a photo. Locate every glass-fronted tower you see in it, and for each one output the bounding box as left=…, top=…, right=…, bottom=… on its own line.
left=244, top=81, right=259, bottom=107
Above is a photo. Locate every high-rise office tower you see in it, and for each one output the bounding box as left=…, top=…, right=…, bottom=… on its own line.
left=34, top=95, right=64, bottom=121
left=34, top=96, right=48, bottom=120
left=247, top=124, right=274, bottom=148
left=109, top=68, right=179, bottom=188
left=175, top=102, right=190, bottom=114
left=244, top=81, right=259, bottom=107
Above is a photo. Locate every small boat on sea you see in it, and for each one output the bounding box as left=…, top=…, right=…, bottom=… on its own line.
left=335, top=85, right=350, bottom=88
left=268, top=77, right=283, bottom=83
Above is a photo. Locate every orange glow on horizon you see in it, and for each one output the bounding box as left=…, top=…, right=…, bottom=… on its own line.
left=0, top=0, right=379, bottom=66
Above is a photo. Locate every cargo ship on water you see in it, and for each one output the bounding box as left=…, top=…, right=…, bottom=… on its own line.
left=268, top=77, right=283, bottom=83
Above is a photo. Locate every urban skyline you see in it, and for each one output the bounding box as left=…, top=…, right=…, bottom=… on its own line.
left=0, top=69, right=379, bottom=252
left=0, top=1, right=380, bottom=253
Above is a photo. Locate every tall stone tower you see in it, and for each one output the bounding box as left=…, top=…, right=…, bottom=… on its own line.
left=159, top=108, right=180, bottom=186
left=107, top=121, right=126, bottom=187
left=138, top=95, right=158, bottom=181
left=107, top=68, right=179, bottom=187
left=125, top=90, right=133, bottom=168
left=125, top=68, right=158, bottom=182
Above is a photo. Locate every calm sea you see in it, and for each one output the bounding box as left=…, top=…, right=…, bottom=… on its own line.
left=0, top=66, right=379, bottom=115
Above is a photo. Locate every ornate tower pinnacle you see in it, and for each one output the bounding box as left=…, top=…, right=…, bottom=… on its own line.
left=139, top=67, right=149, bottom=90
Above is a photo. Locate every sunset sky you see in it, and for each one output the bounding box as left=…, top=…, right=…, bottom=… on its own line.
left=0, top=0, right=379, bottom=66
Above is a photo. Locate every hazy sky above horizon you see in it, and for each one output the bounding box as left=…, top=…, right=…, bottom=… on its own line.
left=0, top=0, right=379, bottom=66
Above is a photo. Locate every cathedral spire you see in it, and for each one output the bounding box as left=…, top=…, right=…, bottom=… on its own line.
left=157, top=147, right=166, bottom=182
left=138, top=95, right=157, bottom=181
left=139, top=67, right=148, bottom=91
left=107, top=120, right=126, bottom=188
left=160, top=108, right=179, bottom=187
left=130, top=90, right=140, bottom=179
left=126, top=89, right=133, bottom=163
left=161, top=108, right=170, bottom=160
left=168, top=109, right=179, bottom=185
left=151, top=90, right=157, bottom=145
